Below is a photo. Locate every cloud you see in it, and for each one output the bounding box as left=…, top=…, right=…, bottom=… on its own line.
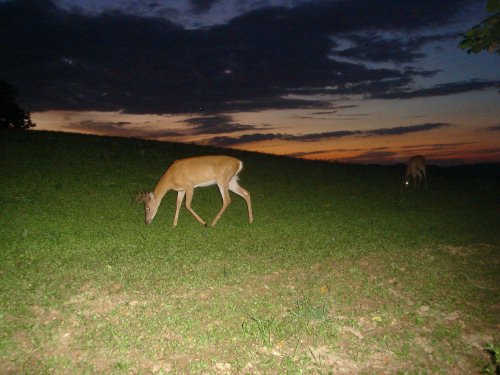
left=287, top=147, right=365, bottom=158
left=207, top=133, right=291, bottom=146
left=0, top=0, right=484, bottom=115
left=288, top=66, right=440, bottom=98
left=475, top=147, right=500, bottom=154
left=189, top=0, right=218, bottom=14
left=421, top=147, right=500, bottom=165
left=484, top=125, right=500, bottom=131
left=364, top=122, right=450, bottom=136
left=287, top=142, right=500, bottom=165
left=400, top=142, right=475, bottom=150
left=331, top=33, right=458, bottom=63
left=66, top=113, right=272, bottom=139
left=287, top=150, right=335, bottom=158
left=206, top=122, right=451, bottom=146
left=338, top=150, right=399, bottom=164
left=308, top=105, right=358, bottom=115
left=183, top=114, right=268, bottom=134
left=67, top=120, right=182, bottom=138
left=374, top=80, right=500, bottom=99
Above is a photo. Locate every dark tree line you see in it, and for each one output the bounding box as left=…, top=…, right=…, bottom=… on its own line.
left=0, top=79, right=35, bottom=130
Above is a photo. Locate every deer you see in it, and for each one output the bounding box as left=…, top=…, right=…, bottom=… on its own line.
left=136, top=155, right=253, bottom=227
left=404, top=155, right=427, bottom=190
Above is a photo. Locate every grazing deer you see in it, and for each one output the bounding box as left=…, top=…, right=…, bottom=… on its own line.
left=136, top=155, right=253, bottom=227
left=404, top=155, right=427, bottom=190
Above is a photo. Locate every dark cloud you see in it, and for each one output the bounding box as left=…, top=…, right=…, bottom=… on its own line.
left=421, top=147, right=500, bottom=165
left=69, top=120, right=131, bottom=132
left=331, top=33, right=457, bottom=63
left=287, top=150, right=336, bottom=158
left=207, top=133, right=291, bottom=146
left=485, top=125, right=500, bottom=131
left=183, top=114, right=267, bottom=134
left=308, top=105, right=358, bottom=115
left=375, top=80, right=500, bottom=99
left=364, top=122, right=450, bottom=136
left=289, top=144, right=500, bottom=165
left=287, top=147, right=364, bottom=158
left=401, top=142, right=475, bottom=150
left=289, top=66, right=440, bottom=98
left=0, top=0, right=485, bottom=115
left=67, top=120, right=182, bottom=138
left=206, top=122, right=451, bottom=146
left=337, top=114, right=369, bottom=118
left=189, top=0, right=218, bottom=14
left=338, top=150, right=398, bottom=163
left=293, top=110, right=369, bottom=120
left=294, top=106, right=369, bottom=121
left=475, top=147, right=500, bottom=154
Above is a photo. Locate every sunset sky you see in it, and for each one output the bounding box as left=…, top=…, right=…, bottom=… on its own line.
left=1, top=0, right=499, bottom=165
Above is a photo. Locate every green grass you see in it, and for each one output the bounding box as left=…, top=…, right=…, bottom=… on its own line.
left=0, top=129, right=499, bottom=373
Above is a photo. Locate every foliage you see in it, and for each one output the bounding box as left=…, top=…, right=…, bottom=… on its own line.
left=459, top=0, right=500, bottom=55
left=0, top=80, right=35, bottom=130
left=484, top=343, right=500, bottom=374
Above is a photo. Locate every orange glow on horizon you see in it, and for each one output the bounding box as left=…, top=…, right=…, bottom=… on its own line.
left=31, top=108, right=500, bottom=166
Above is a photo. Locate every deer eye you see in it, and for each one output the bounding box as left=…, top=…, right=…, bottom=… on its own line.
left=147, top=207, right=151, bottom=211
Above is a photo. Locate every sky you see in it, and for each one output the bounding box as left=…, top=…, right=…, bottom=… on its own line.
left=1, top=0, right=499, bottom=165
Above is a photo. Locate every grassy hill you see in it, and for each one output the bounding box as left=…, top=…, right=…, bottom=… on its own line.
left=1, top=130, right=499, bottom=373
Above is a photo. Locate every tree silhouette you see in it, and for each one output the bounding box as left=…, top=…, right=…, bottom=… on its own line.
left=0, top=79, right=35, bottom=130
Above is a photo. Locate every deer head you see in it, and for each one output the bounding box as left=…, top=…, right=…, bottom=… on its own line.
left=403, top=175, right=411, bottom=190
left=135, top=191, right=160, bottom=224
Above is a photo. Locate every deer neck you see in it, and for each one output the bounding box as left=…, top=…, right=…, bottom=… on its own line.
left=152, top=175, right=172, bottom=202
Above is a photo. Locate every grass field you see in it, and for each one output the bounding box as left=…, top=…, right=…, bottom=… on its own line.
left=1, top=130, right=499, bottom=373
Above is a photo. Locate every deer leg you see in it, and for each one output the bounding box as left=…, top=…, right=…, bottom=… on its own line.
left=422, top=169, right=428, bottom=189
left=419, top=171, right=424, bottom=188
left=211, top=182, right=231, bottom=227
left=185, top=187, right=207, bottom=226
left=173, top=190, right=185, bottom=227
left=229, top=178, right=253, bottom=223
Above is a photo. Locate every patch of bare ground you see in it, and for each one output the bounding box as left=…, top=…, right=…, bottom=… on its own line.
left=11, top=283, right=244, bottom=373
left=4, top=283, right=146, bottom=372
left=441, top=243, right=494, bottom=257
left=233, top=245, right=499, bottom=373
left=5, top=244, right=498, bottom=372
left=307, top=345, right=399, bottom=374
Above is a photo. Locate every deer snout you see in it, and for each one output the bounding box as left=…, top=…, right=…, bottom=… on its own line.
left=145, top=219, right=152, bottom=225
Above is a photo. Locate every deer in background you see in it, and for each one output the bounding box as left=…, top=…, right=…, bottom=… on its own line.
left=136, top=155, right=253, bottom=227
left=404, top=155, right=427, bottom=190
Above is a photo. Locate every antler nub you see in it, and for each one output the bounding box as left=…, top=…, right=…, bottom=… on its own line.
left=135, top=190, right=151, bottom=203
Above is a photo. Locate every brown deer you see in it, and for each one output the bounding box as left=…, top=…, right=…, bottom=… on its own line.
left=136, top=155, right=253, bottom=227
left=404, top=155, right=427, bottom=190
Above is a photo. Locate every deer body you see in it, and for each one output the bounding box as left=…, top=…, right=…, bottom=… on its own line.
left=137, top=155, right=253, bottom=227
left=404, top=155, right=427, bottom=190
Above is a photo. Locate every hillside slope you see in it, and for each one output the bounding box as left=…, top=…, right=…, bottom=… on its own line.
left=0, top=130, right=499, bottom=373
